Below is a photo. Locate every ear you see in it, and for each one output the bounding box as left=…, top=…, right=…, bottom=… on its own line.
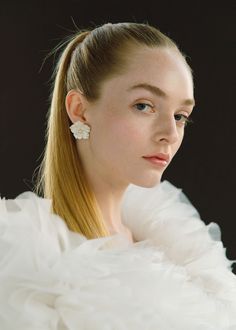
left=65, top=89, right=88, bottom=124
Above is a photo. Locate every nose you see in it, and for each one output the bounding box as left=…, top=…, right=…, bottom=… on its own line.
left=152, top=114, right=180, bottom=145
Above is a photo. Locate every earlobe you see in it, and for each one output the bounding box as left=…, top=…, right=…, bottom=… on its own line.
left=65, top=89, right=87, bottom=123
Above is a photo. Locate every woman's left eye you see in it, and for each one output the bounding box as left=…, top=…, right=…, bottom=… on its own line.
left=134, top=103, right=154, bottom=112
left=133, top=104, right=193, bottom=126
left=174, top=114, right=193, bottom=126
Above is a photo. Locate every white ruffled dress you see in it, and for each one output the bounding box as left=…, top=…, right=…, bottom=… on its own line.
left=0, top=180, right=236, bottom=330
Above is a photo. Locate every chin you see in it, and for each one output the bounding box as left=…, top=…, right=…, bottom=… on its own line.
left=130, top=173, right=162, bottom=188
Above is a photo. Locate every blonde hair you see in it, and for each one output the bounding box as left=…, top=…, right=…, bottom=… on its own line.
left=34, top=22, right=192, bottom=239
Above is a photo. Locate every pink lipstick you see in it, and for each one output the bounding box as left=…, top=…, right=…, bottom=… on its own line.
left=142, top=153, right=170, bottom=167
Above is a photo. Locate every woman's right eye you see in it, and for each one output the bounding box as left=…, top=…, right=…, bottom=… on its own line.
left=134, top=103, right=155, bottom=113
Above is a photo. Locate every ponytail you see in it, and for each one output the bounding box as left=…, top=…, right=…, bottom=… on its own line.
left=35, top=30, right=110, bottom=239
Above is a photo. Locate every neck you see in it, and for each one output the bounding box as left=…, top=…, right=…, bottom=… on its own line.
left=85, top=171, right=130, bottom=234
left=76, top=145, right=133, bottom=238
left=88, top=175, right=136, bottom=243
left=93, top=182, right=128, bottom=232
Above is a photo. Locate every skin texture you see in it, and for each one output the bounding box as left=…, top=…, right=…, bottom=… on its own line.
left=65, top=46, right=195, bottom=242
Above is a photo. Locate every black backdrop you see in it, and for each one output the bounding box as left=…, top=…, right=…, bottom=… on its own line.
left=1, top=1, right=235, bottom=272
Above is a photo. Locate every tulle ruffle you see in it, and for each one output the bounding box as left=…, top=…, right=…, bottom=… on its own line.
left=0, top=180, right=236, bottom=329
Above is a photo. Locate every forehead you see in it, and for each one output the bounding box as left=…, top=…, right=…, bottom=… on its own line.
left=101, top=47, right=194, bottom=102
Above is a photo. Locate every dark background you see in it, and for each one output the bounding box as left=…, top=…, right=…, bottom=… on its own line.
left=0, top=1, right=235, bottom=272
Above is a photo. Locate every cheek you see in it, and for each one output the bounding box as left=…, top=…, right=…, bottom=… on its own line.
left=172, top=130, right=184, bottom=155
left=100, top=115, right=144, bottom=157
left=110, top=120, right=142, bottom=149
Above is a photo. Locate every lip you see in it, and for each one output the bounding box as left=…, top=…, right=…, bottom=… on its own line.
left=143, top=153, right=170, bottom=163
left=142, top=153, right=170, bottom=168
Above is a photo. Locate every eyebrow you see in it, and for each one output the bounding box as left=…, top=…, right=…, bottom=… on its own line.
left=127, top=83, right=195, bottom=107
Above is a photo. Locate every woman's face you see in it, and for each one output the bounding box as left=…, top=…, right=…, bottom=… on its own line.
left=78, top=47, right=195, bottom=189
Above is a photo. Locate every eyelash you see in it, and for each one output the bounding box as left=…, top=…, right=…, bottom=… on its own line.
left=133, top=103, right=193, bottom=126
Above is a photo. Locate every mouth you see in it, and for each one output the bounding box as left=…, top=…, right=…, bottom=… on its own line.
left=142, top=153, right=170, bottom=163
left=142, top=153, right=170, bottom=168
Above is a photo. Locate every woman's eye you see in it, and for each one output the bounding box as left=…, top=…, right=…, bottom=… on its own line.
left=134, top=103, right=154, bottom=112
left=174, top=114, right=193, bottom=126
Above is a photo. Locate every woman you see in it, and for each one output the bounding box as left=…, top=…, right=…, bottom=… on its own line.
left=1, top=22, right=236, bottom=329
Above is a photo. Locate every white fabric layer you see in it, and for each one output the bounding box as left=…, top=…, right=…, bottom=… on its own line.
left=0, top=180, right=236, bottom=330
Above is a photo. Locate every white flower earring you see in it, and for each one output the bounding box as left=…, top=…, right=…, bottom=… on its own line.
left=69, top=120, right=91, bottom=140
